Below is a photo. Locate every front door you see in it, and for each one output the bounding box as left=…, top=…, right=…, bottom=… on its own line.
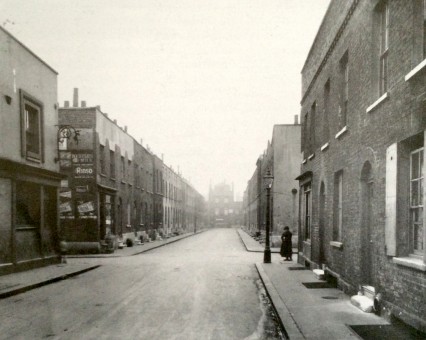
left=361, top=162, right=374, bottom=285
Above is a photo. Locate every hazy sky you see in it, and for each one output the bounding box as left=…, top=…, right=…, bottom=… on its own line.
left=0, top=0, right=329, bottom=199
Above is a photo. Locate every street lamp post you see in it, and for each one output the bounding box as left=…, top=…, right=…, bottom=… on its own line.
left=264, top=169, right=274, bottom=263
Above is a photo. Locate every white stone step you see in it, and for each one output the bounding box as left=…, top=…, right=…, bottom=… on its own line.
left=313, top=269, right=325, bottom=280
left=350, top=294, right=374, bottom=313
left=362, top=285, right=376, bottom=299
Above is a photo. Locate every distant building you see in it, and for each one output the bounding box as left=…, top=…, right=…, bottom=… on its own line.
left=59, top=91, right=204, bottom=251
left=208, top=182, right=239, bottom=227
left=298, top=0, right=425, bottom=332
left=243, top=120, right=301, bottom=236
left=0, top=27, right=63, bottom=274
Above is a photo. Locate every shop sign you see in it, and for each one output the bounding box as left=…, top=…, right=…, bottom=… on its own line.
left=60, top=201, right=72, bottom=213
left=76, top=185, right=89, bottom=193
left=72, top=152, right=93, bottom=164
left=77, top=201, right=95, bottom=213
left=74, top=165, right=94, bottom=179
left=60, top=190, right=72, bottom=198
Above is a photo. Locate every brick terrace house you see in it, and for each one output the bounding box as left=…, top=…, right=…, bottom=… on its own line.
left=59, top=91, right=140, bottom=252
left=59, top=89, right=204, bottom=251
left=298, top=0, right=425, bottom=331
left=243, top=121, right=301, bottom=237
left=0, top=27, right=63, bottom=274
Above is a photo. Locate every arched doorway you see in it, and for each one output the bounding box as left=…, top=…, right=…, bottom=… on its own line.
left=361, top=161, right=374, bottom=285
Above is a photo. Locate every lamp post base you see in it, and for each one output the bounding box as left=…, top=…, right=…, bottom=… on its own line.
left=263, top=249, right=271, bottom=263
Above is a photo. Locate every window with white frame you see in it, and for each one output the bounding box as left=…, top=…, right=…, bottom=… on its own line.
left=110, top=150, right=115, bottom=178
left=310, top=103, right=316, bottom=153
left=127, top=203, right=131, bottom=225
left=410, top=148, right=424, bottom=255
left=121, top=156, right=125, bottom=181
left=20, top=90, right=43, bottom=162
left=333, top=171, right=343, bottom=242
left=339, top=52, right=349, bottom=129
left=379, top=1, right=389, bottom=95
left=323, top=79, right=330, bottom=143
left=99, top=145, right=106, bottom=174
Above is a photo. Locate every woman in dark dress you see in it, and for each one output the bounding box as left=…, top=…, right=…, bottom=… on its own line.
left=280, top=226, right=293, bottom=261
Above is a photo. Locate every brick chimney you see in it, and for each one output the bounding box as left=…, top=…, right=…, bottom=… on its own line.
left=73, top=88, right=79, bottom=107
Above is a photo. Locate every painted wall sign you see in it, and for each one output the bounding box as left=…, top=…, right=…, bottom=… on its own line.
left=74, top=165, right=94, bottom=179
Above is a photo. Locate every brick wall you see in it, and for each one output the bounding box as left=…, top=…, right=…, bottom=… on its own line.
left=299, top=0, right=425, bottom=330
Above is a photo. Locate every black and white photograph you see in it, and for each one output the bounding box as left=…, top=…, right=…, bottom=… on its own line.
left=0, top=0, right=425, bottom=339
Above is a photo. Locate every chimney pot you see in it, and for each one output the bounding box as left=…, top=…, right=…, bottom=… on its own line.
left=140, top=139, right=143, bottom=146
left=96, top=105, right=101, bottom=111
left=64, top=101, right=70, bottom=108
left=113, top=119, right=117, bottom=124
left=294, top=115, right=299, bottom=125
left=81, top=101, right=86, bottom=107
left=73, top=88, right=79, bottom=107
left=124, top=126, right=127, bottom=132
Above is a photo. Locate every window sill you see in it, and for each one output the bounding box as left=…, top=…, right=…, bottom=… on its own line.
left=26, top=156, right=42, bottom=164
left=302, top=159, right=307, bottom=164
left=404, top=58, right=426, bottom=81
left=335, top=126, right=348, bottom=139
left=126, top=224, right=132, bottom=228
left=393, top=256, right=426, bottom=272
left=330, top=241, right=343, bottom=249
left=308, top=153, right=315, bottom=160
left=366, top=92, right=388, bottom=113
left=321, top=142, right=329, bottom=152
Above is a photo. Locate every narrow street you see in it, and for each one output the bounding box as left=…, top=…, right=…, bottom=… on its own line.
left=0, top=229, right=284, bottom=340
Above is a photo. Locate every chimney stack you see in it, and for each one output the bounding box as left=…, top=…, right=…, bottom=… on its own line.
left=81, top=101, right=86, bottom=107
left=73, top=88, right=79, bottom=107
left=64, top=101, right=70, bottom=108
left=294, top=114, right=299, bottom=125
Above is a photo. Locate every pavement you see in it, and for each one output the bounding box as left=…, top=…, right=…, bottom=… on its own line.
left=67, top=229, right=206, bottom=258
left=0, top=230, right=205, bottom=300
left=0, top=227, right=393, bottom=340
left=238, top=228, right=390, bottom=340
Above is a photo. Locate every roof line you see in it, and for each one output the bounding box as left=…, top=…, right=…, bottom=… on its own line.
left=1, top=26, right=58, bottom=75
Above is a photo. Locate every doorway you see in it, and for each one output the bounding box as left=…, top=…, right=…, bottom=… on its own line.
left=319, top=182, right=326, bottom=266
left=361, top=162, right=374, bottom=285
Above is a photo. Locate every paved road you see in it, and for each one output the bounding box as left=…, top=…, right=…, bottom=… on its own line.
left=0, top=228, right=284, bottom=340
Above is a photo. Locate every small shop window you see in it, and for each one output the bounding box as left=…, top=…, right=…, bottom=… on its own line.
left=16, top=181, right=41, bottom=229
